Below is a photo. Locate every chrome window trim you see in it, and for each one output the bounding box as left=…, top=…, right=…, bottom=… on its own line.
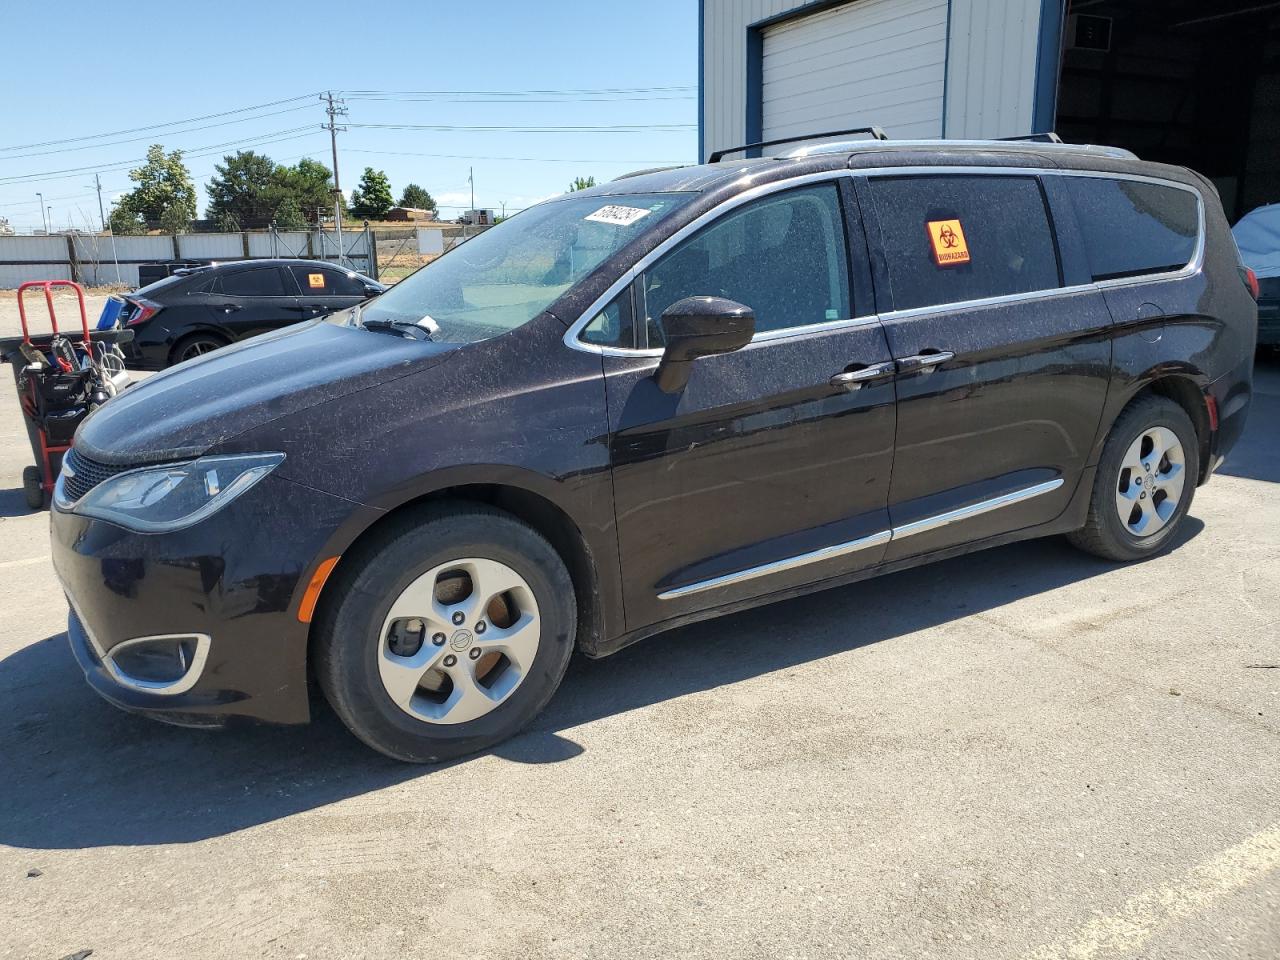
left=657, top=478, right=1064, bottom=601
left=565, top=165, right=1206, bottom=355
left=863, top=167, right=1206, bottom=321
left=565, top=169, right=862, bottom=358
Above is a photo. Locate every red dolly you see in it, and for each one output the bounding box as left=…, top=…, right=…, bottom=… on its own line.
left=1, top=280, right=133, bottom=509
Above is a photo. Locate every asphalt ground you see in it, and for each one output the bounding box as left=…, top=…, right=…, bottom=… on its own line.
left=0, top=291, right=1276, bottom=959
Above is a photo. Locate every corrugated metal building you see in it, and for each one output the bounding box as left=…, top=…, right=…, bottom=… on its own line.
left=700, top=0, right=1280, bottom=219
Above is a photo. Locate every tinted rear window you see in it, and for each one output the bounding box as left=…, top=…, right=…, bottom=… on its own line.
left=1065, top=177, right=1199, bottom=282
left=866, top=175, right=1061, bottom=311
left=219, top=267, right=287, bottom=297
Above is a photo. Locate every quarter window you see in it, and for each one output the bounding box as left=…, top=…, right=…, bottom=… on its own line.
left=219, top=267, right=287, bottom=298
left=642, top=183, right=851, bottom=344
left=581, top=289, right=635, bottom=348
left=1065, top=177, right=1199, bottom=282
left=866, top=175, right=1061, bottom=311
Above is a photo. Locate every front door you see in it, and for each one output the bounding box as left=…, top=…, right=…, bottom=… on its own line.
left=855, top=172, right=1113, bottom=560
left=602, top=179, right=898, bottom=630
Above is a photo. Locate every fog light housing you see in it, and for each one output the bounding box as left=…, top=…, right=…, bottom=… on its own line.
left=103, top=634, right=210, bottom=695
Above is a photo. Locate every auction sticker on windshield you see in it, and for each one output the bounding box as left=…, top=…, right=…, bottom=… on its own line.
left=585, top=205, right=652, bottom=227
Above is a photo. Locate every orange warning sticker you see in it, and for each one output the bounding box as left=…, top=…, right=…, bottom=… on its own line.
left=926, top=219, right=970, bottom=266
left=308, top=272, right=325, bottom=289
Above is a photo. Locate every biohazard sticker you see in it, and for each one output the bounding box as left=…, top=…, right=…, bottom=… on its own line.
left=926, top=219, right=970, bottom=266
left=584, top=204, right=652, bottom=227
left=307, top=272, right=325, bottom=288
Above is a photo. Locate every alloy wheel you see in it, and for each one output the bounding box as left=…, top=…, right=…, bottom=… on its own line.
left=180, top=339, right=221, bottom=361
left=1114, top=425, right=1186, bottom=537
left=377, top=558, right=540, bottom=724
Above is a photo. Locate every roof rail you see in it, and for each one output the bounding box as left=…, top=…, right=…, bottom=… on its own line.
left=709, top=127, right=888, bottom=163
left=996, top=132, right=1064, bottom=143
left=612, top=164, right=687, bottom=182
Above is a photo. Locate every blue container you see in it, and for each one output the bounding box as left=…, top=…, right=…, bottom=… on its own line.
left=96, top=296, right=124, bottom=330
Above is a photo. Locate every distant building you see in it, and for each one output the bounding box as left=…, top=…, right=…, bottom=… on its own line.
left=383, top=206, right=438, bottom=222
left=461, top=209, right=496, bottom=225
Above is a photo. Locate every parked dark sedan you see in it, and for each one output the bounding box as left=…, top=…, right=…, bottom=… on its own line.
left=118, top=258, right=385, bottom=368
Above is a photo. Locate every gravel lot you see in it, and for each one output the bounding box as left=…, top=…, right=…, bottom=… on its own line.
left=0, top=311, right=1276, bottom=958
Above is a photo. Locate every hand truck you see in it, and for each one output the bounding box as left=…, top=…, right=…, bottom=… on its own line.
left=0, top=280, right=134, bottom=510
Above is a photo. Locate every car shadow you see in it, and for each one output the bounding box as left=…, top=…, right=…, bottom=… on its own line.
left=0, top=519, right=1202, bottom=851
left=0, top=486, right=37, bottom=518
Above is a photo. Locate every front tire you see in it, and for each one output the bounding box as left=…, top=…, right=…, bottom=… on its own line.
left=22, top=465, right=45, bottom=510
left=315, top=504, right=576, bottom=763
left=1068, top=394, right=1200, bottom=562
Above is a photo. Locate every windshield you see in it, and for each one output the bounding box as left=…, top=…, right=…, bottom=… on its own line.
left=359, top=192, right=695, bottom=343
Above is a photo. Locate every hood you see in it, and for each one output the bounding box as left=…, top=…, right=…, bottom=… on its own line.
left=75, top=319, right=455, bottom=464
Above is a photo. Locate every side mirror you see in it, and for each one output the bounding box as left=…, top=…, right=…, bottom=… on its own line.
left=363, top=282, right=383, bottom=296
left=653, top=296, right=755, bottom=393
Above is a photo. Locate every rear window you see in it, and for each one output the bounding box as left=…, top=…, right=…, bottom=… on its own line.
left=866, top=175, right=1061, bottom=311
left=219, top=267, right=287, bottom=297
left=1065, top=177, right=1200, bottom=282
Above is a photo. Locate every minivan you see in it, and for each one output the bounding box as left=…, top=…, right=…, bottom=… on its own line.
left=51, top=135, right=1256, bottom=762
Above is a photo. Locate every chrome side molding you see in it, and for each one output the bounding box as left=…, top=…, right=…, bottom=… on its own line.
left=657, top=530, right=892, bottom=600
left=657, top=478, right=1064, bottom=600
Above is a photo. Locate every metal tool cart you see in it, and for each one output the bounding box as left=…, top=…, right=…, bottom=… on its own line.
left=1, top=280, right=133, bottom=510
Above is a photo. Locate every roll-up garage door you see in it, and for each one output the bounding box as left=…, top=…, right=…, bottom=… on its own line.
left=762, top=0, right=949, bottom=144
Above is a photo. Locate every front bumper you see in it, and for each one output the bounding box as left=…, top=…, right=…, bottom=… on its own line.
left=51, top=472, right=377, bottom=725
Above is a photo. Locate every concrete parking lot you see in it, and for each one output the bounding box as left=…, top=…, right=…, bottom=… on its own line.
left=0, top=296, right=1276, bottom=958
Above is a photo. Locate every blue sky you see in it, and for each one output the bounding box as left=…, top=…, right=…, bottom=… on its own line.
left=0, top=0, right=697, bottom=232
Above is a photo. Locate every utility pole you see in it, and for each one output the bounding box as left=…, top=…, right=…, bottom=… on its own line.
left=322, top=91, right=349, bottom=266
left=469, top=167, right=475, bottom=220
left=94, top=173, right=106, bottom=232
left=36, top=192, right=48, bottom=234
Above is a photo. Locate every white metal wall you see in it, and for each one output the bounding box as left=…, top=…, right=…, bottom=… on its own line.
left=761, top=0, right=949, bottom=142
left=0, top=231, right=375, bottom=289
left=944, top=0, right=1042, bottom=138
left=701, top=0, right=1045, bottom=160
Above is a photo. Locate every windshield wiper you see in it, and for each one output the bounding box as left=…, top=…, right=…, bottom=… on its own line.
left=361, top=318, right=436, bottom=341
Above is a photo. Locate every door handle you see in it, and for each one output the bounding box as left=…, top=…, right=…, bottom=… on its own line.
left=829, top=360, right=896, bottom=390
left=219, top=304, right=242, bottom=314
left=897, top=350, right=954, bottom=374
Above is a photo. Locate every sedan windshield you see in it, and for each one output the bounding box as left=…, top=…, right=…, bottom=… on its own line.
left=359, top=192, right=695, bottom=343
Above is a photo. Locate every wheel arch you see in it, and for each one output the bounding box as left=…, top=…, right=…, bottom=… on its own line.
left=168, top=327, right=232, bottom=364
left=1123, top=373, right=1213, bottom=483
left=311, top=479, right=607, bottom=659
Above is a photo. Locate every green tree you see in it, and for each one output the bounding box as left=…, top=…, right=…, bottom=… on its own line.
left=108, top=205, right=146, bottom=235
left=349, top=167, right=394, bottom=220
left=111, top=145, right=196, bottom=232
left=398, top=183, right=436, bottom=211
left=274, top=158, right=339, bottom=222
left=206, top=150, right=279, bottom=228
left=568, top=175, right=597, bottom=192
left=272, top=196, right=307, bottom=230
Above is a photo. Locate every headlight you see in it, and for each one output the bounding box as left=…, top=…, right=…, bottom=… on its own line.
left=67, top=453, right=284, bottom=533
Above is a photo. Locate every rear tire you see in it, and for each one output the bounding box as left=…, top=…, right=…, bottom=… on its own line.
left=22, top=465, right=45, bottom=510
left=315, top=504, right=576, bottom=763
left=1067, top=394, right=1200, bottom=562
left=169, top=332, right=228, bottom=367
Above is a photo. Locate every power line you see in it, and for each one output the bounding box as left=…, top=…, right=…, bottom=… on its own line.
left=0, top=103, right=319, bottom=161
left=345, top=94, right=694, bottom=104
left=344, top=86, right=695, bottom=96
left=347, top=123, right=695, bottom=133
left=0, top=92, right=322, bottom=153
left=343, top=147, right=686, bottom=164
left=0, top=127, right=323, bottom=185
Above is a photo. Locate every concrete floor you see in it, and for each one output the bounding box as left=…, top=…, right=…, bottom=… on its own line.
left=0, top=327, right=1276, bottom=959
